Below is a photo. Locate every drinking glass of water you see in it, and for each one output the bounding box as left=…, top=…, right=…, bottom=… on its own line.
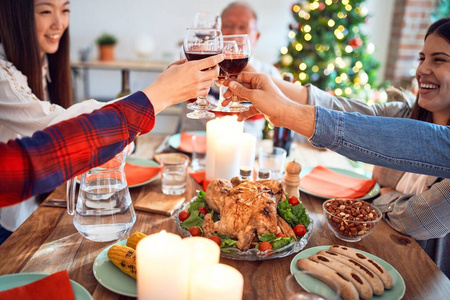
left=160, top=153, right=189, bottom=195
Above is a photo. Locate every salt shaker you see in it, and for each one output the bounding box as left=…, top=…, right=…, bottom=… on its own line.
left=257, top=168, right=271, bottom=180
left=240, top=167, right=252, bottom=180
left=283, top=160, right=301, bottom=198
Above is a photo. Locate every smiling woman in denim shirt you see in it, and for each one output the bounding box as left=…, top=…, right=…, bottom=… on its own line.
left=226, top=18, right=450, bottom=276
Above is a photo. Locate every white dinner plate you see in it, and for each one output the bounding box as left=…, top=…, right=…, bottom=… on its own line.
left=168, top=131, right=206, bottom=153
left=93, top=240, right=137, bottom=297
left=290, top=245, right=406, bottom=300
left=0, top=273, right=93, bottom=300
left=299, top=167, right=380, bottom=200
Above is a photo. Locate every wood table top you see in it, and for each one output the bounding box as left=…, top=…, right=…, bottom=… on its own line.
left=1, top=134, right=449, bottom=299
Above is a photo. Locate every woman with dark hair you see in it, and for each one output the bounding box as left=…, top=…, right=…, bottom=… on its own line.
left=234, top=18, right=450, bottom=276
left=0, top=0, right=110, bottom=242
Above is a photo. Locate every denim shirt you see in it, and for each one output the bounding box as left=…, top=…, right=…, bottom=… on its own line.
left=309, top=106, right=450, bottom=178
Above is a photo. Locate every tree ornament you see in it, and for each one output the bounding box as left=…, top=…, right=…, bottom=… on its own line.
left=349, top=37, right=363, bottom=49
left=318, top=2, right=325, bottom=11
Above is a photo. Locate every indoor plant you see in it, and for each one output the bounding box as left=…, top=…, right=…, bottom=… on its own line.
left=96, top=33, right=117, bottom=61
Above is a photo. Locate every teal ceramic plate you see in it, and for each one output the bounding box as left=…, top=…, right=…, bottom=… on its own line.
left=0, top=273, right=92, bottom=300
left=299, top=167, right=380, bottom=200
left=290, top=246, right=406, bottom=300
left=93, top=240, right=137, bottom=297
left=125, top=157, right=160, bottom=188
left=168, top=131, right=206, bottom=153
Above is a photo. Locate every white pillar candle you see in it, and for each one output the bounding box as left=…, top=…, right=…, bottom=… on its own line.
left=182, top=237, right=221, bottom=299
left=190, top=264, right=244, bottom=300
left=215, top=136, right=241, bottom=180
left=136, top=231, right=191, bottom=300
left=206, top=116, right=243, bottom=181
left=239, top=133, right=256, bottom=175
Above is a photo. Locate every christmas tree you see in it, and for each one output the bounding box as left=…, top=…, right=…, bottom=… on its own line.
left=277, top=0, right=380, bottom=100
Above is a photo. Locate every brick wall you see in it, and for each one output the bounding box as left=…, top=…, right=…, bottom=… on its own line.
left=384, top=0, right=438, bottom=88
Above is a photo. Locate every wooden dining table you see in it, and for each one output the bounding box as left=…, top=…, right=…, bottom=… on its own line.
left=1, top=133, right=449, bottom=300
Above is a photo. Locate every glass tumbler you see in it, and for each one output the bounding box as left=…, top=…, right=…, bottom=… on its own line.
left=160, top=153, right=189, bottom=195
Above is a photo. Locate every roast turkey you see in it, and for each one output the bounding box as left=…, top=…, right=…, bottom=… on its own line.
left=203, top=177, right=295, bottom=250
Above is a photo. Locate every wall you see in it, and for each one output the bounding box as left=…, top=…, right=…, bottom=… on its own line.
left=69, top=0, right=394, bottom=100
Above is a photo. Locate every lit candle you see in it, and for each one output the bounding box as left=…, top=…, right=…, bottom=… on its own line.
left=136, top=231, right=191, bottom=300
left=190, top=264, right=244, bottom=300
left=182, top=237, right=221, bottom=299
left=239, top=133, right=256, bottom=175
left=206, top=116, right=243, bottom=180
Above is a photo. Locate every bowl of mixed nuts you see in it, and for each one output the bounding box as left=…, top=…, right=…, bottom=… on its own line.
left=322, top=199, right=382, bottom=242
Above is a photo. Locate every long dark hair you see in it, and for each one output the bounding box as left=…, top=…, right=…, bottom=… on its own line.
left=410, top=18, right=450, bottom=124
left=0, top=0, right=72, bottom=108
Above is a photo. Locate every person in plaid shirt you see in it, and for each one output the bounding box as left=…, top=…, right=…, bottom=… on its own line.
left=0, top=54, right=223, bottom=206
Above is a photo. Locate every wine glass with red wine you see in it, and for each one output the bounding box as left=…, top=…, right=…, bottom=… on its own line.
left=183, top=28, right=223, bottom=119
left=219, top=34, right=251, bottom=112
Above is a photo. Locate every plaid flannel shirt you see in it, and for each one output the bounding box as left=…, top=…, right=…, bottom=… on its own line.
left=0, top=91, right=154, bottom=206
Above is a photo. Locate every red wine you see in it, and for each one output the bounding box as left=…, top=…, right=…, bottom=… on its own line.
left=219, top=56, right=249, bottom=77
left=185, top=51, right=221, bottom=61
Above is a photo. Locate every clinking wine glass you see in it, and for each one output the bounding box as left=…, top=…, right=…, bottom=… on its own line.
left=219, top=34, right=251, bottom=112
left=194, top=11, right=221, bottom=30
left=183, top=28, right=223, bottom=119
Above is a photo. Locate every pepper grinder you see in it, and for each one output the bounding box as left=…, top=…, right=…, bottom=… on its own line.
left=283, top=160, right=301, bottom=198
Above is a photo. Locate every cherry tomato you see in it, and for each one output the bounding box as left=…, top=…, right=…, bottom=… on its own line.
left=208, top=235, right=222, bottom=246
left=293, top=224, right=307, bottom=237
left=188, top=226, right=202, bottom=236
left=258, top=241, right=273, bottom=252
left=288, top=196, right=300, bottom=206
left=179, top=211, right=190, bottom=222
left=276, top=233, right=286, bottom=238
left=198, top=207, right=208, bottom=215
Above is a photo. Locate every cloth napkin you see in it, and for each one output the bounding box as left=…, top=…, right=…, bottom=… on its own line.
left=299, top=165, right=376, bottom=199
left=178, top=132, right=206, bottom=153
left=0, top=270, right=75, bottom=300
left=125, top=162, right=161, bottom=186
left=189, top=170, right=210, bottom=191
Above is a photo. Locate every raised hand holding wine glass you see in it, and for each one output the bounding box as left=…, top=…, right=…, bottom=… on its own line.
left=219, top=34, right=251, bottom=112
left=183, top=28, right=223, bottom=119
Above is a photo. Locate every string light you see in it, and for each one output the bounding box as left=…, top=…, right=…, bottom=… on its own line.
left=327, top=63, right=335, bottom=71
left=295, top=43, right=303, bottom=51
left=342, top=0, right=349, bottom=5
left=355, top=61, right=363, bottom=69
left=280, top=46, right=288, bottom=55
left=345, top=4, right=352, bottom=11
left=288, top=31, right=296, bottom=39
left=309, top=2, right=320, bottom=10
left=345, top=45, right=353, bottom=53
left=352, top=27, right=359, bottom=34
left=341, top=73, right=348, bottom=81
left=335, top=88, right=343, bottom=96
left=312, top=65, right=319, bottom=72
left=337, top=12, right=347, bottom=18
left=325, top=0, right=332, bottom=5
left=299, top=72, right=308, bottom=81
left=367, top=43, right=375, bottom=54
left=299, top=62, right=307, bottom=70
left=303, top=25, right=311, bottom=33
left=345, top=87, right=352, bottom=94
left=304, top=33, right=312, bottom=41
left=328, top=19, right=335, bottom=27
left=335, top=76, right=342, bottom=84
left=334, top=29, right=344, bottom=39
left=293, top=5, right=300, bottom=12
